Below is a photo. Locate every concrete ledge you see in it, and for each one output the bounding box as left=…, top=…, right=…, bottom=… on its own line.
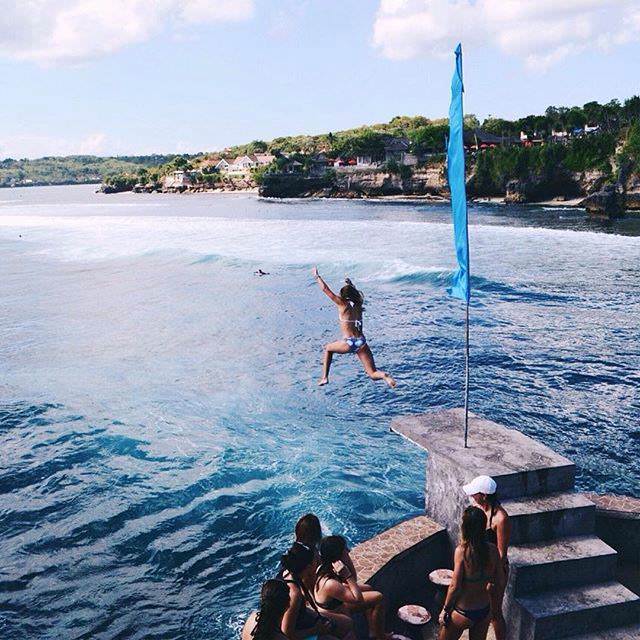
left=585, top=493, right=640, bottom=596
left=350, top=516, right=449, bottom=621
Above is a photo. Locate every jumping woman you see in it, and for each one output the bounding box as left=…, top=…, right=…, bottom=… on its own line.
left=312, top=267, right=396, bottom=388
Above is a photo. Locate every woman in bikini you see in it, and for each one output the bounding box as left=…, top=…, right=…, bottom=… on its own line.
left=278, top=543, right=351, bottom=640
left=312, top=267, right=396, bottom=388
left=314, top=536, right=388, bottom=640
left=438, top=506, right=503, bottom=640
left=242, top=580, right=290, bottom=640
left=463, top=476, right=511, bottom=640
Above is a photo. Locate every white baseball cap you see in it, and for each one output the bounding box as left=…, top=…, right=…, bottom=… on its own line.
left=463, top=475, right=497, bottom=496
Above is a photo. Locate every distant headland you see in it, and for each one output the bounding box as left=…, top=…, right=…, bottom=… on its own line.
left=3, top=97, right=640, bottom=218
left=103, top=95, right=640, bottom=218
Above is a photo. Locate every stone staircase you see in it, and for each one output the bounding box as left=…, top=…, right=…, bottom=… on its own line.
left=502, top=476, right=639, bottom=640
left=390, top=410, right=640, bottom=640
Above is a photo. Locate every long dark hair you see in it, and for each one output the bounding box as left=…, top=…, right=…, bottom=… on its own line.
left=251, top=580, right=289, bottom=640
left=317, top=535, right=347, bottom=581
left=461, top=506, right=489, bottom=571
left=295, top=514, right=322, bottom=550
left=280, top=543, right=317, bottom=610
left=340, top=279, right=364, bottom=306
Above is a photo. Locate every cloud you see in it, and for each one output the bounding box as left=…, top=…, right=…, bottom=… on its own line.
left=372, top=0, right=640, bottom=70
left=0, top=131, right=109, bottom=159
left=0, top=0, right=254, bottom=65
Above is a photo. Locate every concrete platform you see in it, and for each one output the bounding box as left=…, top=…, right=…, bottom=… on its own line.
left=391, top=409, right=575, bottom=500
left=509, top=536, right=617, bottom=596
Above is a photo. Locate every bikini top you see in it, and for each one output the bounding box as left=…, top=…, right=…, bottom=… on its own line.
left=485, top=504, right=498, bottom=545
left=314, top=572, right=344, bottom=611
left=338, top=308, right=363, bottom=330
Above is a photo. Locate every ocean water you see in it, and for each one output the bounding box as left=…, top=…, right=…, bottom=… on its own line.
left=0, top=185, right=638, bottom=640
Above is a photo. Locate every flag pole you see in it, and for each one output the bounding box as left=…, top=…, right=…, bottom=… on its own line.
left=446, top=43, right=471, bottom=448
left=464, top=299, right=470, bottom=447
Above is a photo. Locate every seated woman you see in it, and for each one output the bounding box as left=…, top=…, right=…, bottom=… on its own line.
left=242, top=580, right=289, bottom=640
left=278, top=543, right=351, bottom=640
left=294, top=513, right=323, bottom=558
left=463, top=475, right=511, bottom=640
left=314, top=536, right=388, bottom=640
left=438, top=507, right=503, bottom=640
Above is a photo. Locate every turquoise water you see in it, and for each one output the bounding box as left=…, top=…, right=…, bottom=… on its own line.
left=0, top=185, right=638, bottom=639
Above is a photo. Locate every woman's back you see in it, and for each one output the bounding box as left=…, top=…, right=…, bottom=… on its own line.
left=338, top=301, right=363, bottom=337
left=456, top=542, right=498, bottom=609
left=242, top=612, right=287, bottom=640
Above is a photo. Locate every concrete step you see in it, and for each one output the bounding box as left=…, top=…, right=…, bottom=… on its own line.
left=560, top=624, right=640, bottom=639
left=503, top=492, right=596, bottom=544
left=514, top=581, right=640, bottom=640
left=509, top=536, right=618, bottom=596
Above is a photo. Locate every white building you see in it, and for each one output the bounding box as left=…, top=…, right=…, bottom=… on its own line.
left=163, top=170, right=194, bottom=189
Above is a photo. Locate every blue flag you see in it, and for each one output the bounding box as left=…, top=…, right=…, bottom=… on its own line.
left=447, top=43, right=470, bottom=303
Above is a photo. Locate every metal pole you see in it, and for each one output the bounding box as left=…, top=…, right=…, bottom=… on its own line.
left=464, top=299, right=470, bottom=447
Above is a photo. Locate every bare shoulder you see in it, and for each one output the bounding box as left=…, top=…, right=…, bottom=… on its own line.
left=454, top=544, right=466, bottom=562
left=241, top=612, right=257, bottom=640
left=495, top=506, right=509, bottom=524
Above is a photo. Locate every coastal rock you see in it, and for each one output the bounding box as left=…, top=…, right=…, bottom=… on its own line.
left=260, top=166, right=448, bottom=198
left=576, top=169, right=608, bottom=195
left=505, top=179, right=528, bottom=203
left=580, top=184, right=625, bottom=218
left=625, top=191, right=640, bottom=211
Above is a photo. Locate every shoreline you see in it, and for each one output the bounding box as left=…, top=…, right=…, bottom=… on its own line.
left=150, top=188, right=591, bottom=209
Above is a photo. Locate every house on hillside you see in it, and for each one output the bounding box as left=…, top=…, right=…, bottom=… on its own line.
left=309, top=153, right=332, bottom=177
left=383, top=136, right=411, bottom=164
left=253, top=153, right=275, bottom=166
left=163, top=170, right=195, bottom=190
left=355, top=136, right=417, bottom=167
left=463, top=128, right=518, bottom=150
left=281, top=159, right=304, bottom=174
left=228, top=155, right=256, bottom=173
left=215, top=158, right=231, bottom=172
left=356, top=153, right=376, bottom=167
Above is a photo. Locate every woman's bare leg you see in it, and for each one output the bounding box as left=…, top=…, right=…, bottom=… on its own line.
left=470, top=616, right=492, bottom=640
left=437, top=610, right=469, bottom=640
left=318, top=611, right=354, bottom=640
left=319, top=340, right=350, bottom=386
left=356, top=346, right=396, bottom=388
left=345, top=591, right=386, bottom=640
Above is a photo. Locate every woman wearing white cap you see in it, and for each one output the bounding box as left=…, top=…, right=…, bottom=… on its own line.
left=463, top=476, right=511, bottom=640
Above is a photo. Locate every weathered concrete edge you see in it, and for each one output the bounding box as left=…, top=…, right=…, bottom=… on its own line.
left=350, top=515, right=446, bottom=584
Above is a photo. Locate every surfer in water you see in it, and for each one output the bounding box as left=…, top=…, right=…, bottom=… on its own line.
left=313, top=267, right=396, bottom=388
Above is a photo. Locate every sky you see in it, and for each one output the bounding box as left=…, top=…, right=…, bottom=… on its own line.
left=0, top=0, right=639, bottom=159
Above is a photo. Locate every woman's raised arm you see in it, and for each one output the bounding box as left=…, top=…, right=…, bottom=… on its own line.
left=313, top=267, right=343, bottom=306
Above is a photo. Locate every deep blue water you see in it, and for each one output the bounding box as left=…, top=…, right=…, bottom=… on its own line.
left=0, top=185, right=638, bottom=640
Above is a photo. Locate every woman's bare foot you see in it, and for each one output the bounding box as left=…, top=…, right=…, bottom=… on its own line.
left=318, top=377, right=329, bottom=386
left=383, top=374, right=397, bottom=388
